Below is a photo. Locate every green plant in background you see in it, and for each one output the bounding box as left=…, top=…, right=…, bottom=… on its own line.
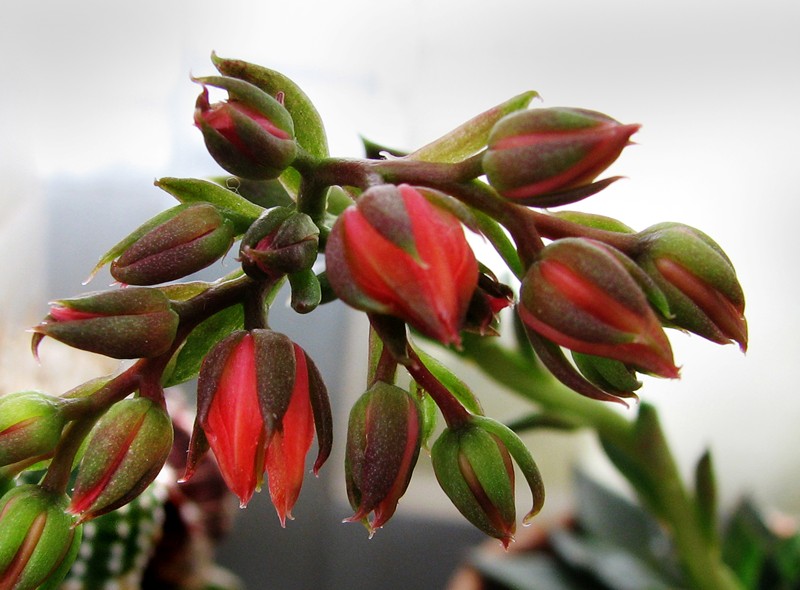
left=0, top=54, right=754, bottom=589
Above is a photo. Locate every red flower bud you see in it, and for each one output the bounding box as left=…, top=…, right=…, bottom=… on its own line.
left=0, top=392, right=67, bottom=470
left=194, top=75, right=297, bottom=180
left=325, top=184, right=478, bottom=346
left=32, top=287, right=179, bottom=359
left=0, top=485, right=82, bottom=590
left=519, top=238, right=678, bottom=378
left=636, top=223, right=747, bottom=351
left=344, top=382, right=422, bottom=534
left=69, top=397, right=173, bottom=523
left=109, top=203, right=236, bottom=286
left=483, top=108, right=639, bottom=205
left=191, top=330, right=331, bottom=521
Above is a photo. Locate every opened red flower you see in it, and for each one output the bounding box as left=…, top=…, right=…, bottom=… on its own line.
left=325, top=184, right=478, bottom=346
left=191, top=330, right=331, bottom=521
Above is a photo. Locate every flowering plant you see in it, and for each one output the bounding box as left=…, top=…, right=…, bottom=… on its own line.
left=0, top=54, right=758, bottom=589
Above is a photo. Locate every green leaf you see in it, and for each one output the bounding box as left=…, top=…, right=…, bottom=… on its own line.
left=163, top=304, right=244, bottom=387
left=155, top=177, right=263, bottom=235
left=469, top=551, right=590, bottom=590
left=573, top=471, right=683, bottom=584
left=412, top=346, right=483, bottom=416
left=211, top=176, right=294, bottom=209
left=549, top=528, right=678, bottom=590
left=721, top=500, right=777, bottom=589
left=472, top=208, right=524, bottom=279
left=694, top=450, right=719, bottom=546
left=409, top=91, right=538, bottom=163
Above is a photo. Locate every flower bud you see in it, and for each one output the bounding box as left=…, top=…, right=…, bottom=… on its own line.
left=109, top=203, right=235, bottom=286
left=344, top=382, right=422, bottom=533
left=325, top=184, right=478, bottom=346
left=239, top=207, right=319, bottom=280
left=0, top=484, right=82, bottom=590
left=518, top=238, right=678, bottom=378
left=69, top=397, right=173, bottom=522
left=483, top=108, right=639, bottom=204
left=190, top=330, right=331, bottom=520
left=636, top=223, right=747, bottom=350
left=194, top=75, right=297, bottom=180
left=431, top=417, right=544, bottom=547
left=32, top=287, right=179, bottom=359
left=0, top=392, right=67, bottom=470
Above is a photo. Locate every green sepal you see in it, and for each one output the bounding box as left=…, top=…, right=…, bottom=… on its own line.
left=474, top=415, right=546, bottom=523
left=410, top=380, right=438, bottom=450
left=551, top=210, right=635, bottom=233
left=156, top=177, right=264, bottom=235
left=410, top=91, right=538, bottom=163
left=412, top=346, right=483, bottom=416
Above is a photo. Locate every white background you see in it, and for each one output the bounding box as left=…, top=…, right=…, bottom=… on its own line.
left=1, top=0, right=798, bottom=524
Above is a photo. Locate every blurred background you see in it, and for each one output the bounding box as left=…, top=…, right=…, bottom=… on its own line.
left=1, top=0, right=798, bottom=588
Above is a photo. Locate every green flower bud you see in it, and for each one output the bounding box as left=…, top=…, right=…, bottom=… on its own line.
left=636, top=223, right=747, bottom=350
left=239, top=207, right=319, bottom=280
left=431, top=417, right=544, bottom=547
left=0, top=484, right=82, bottom=590
left=32, top=287, right=179, bottom=359
left=110, top=203, right=236, bottom=286
left=0, top=392, right=67, bottom=469
left=69, top=397, right=173, bottom=523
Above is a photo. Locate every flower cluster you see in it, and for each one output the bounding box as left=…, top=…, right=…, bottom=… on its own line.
left=0, top=54, right=747, bottom=588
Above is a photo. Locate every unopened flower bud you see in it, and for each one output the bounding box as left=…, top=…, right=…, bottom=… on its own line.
left=636, top=223, right=747, bottom=350
left=431, top=417, right=544, bottom=547
left=194, top=75, right=297, bottom=180
left=69, top=397, right=173, bottom=523
left=326, top=184, right=478, bottom=346
left=0, top=391, right=67, bottom=469
left=483, top=108, right=639, bottom=205
left=519, top=238, right=679, bottom=378
left=344, top=382, right=422, bottom=534
left=109, top=203, right=235, bottom=286
left=32, top=287, right=179, bottom=359
left=0, top=484, right=82, bottom=590
left=239, top=207, right=319, bottom=280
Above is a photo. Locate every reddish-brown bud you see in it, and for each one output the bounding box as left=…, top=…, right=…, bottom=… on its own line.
left=344, top=382, right=422, bottom=534
left=32, top=287, right=179, bottom=359
left=483, top=107, right=639, bottom=205
left=194, top=75, right=297, bottom=180
left=519, top=238, right=678, bottom=378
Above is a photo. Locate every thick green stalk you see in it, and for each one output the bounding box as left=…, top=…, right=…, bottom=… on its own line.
left=457, top=334, right=743, bottom=590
